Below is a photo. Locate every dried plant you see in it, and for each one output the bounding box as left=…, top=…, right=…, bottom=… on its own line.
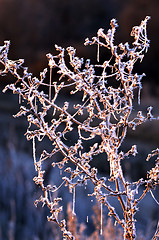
left=1, top=16, right=159, bottom=240
left=66, top=202, right=124, bottom=240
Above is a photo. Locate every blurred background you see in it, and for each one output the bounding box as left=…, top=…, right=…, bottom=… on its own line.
left=0, top=0, right=159, bottom=239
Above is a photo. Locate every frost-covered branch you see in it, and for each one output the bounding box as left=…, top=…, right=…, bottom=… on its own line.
left=1, top=16, right=159, bottom=240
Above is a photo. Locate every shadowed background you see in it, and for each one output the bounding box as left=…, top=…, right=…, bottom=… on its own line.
left=0, top=0, right=159, bottom=239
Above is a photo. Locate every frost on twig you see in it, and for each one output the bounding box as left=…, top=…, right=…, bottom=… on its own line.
left=1, top=16, right=159, bottom=240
